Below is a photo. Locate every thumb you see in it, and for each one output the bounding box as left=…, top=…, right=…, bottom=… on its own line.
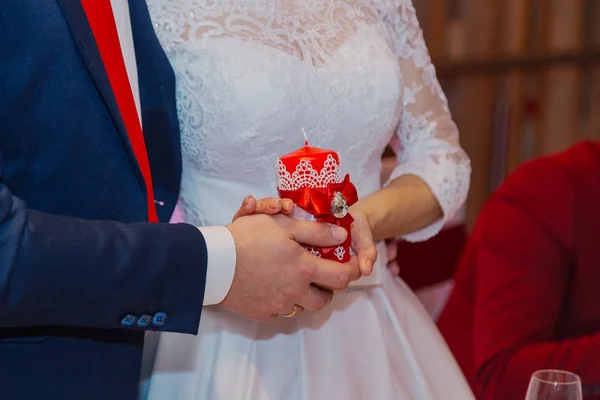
left=286, top=219, right=348, bottom=247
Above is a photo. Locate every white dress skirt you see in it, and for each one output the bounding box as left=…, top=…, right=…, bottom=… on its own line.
left=141, top=266, right=473, bottom=399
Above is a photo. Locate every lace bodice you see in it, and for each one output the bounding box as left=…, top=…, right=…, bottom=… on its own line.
left=147, top=0, right=471, bottom=242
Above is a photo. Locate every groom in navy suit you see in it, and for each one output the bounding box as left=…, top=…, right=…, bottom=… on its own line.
left=0, top=1, right=362, bottom=398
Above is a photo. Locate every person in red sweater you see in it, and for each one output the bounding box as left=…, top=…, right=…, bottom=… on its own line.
left=438, top=140, right=600, bottom=399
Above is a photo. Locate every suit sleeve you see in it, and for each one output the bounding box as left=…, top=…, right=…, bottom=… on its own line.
left=473, top=159, right=600, bottom=399
left=0, top=153, right=207, bottom=334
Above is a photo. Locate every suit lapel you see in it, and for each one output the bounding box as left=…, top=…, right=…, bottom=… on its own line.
left=55, top=0, right=144, bottom=185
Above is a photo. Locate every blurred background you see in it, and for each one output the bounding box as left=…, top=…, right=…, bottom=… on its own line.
left=389, top=0, right=600, bottom=317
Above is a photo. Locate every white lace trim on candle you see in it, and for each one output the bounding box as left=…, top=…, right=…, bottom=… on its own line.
left=276, top=154, right=341, bottom=190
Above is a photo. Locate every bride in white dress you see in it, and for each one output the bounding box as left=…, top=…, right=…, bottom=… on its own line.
left=141, top=0, right=473, bottom=398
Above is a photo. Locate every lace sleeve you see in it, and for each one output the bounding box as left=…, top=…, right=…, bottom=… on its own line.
left=384, top=0, right=471, bottom=242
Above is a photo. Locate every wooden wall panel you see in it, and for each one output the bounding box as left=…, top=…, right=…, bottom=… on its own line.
left=502, top=0, right=530, bottom=174
left=448, top=0, right=501, bottom=229
left=425, top=0, right=447, bottom=59
left=585, top=0, right=600, bottom=139
left=538, top=0, right=585, bottom=154
left=413, top=0, right=600, bottom=229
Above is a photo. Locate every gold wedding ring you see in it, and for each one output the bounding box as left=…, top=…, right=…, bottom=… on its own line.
left=280, top=305, right=300, bottom=318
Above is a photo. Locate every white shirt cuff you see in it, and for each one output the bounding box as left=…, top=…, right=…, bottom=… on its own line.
left=196, top=226, right=236, bottom=305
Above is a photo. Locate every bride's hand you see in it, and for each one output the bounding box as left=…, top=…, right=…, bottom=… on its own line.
left=386, top=238, right=400, bottom=275
left=349, top=207, right=377, bottom=277
left=232, top=195, right=294, bottom=222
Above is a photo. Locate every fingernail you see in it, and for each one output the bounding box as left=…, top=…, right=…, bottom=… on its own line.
left=269, top=199, right=281, bottom=209
left=330, top=225, right=347, bottom=242
left=283, top=200, right=293, bottom=211
left=242, top=195, right=252, bottom=207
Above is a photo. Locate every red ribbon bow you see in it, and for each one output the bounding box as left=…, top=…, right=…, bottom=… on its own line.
left=279, top=174, right=358, bottom=262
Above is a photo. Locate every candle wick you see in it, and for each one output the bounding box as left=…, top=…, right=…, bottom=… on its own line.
left=301, top=127, right=309, bottom=147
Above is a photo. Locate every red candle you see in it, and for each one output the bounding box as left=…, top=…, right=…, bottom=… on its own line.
left=276, top=129, right=357, bottom=263
left=277, top=146, right=339, bottom=180
left=276, top=130, right=341, bottom=191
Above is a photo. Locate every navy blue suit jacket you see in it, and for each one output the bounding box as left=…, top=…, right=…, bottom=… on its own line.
left=0, top=1, right=208, bottom=398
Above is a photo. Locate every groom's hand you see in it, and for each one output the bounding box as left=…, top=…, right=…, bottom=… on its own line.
left=222, top=214, right=361, bottom=322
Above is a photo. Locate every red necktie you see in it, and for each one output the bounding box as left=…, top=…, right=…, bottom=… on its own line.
left=81, top=0, right=159, bottom=222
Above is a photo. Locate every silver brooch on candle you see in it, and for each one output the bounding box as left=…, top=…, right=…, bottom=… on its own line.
left=331, top=192, right=349, bottom=219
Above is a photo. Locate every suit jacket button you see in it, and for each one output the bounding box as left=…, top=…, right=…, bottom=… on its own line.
left=137, top=314, right=153, bottom=328
left=152, top=312, right=167, bottom=327
left=120, top=314, right=137, bottom=327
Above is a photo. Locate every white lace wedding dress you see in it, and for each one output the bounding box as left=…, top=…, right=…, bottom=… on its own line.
left=141, top=0, right=473, bottom=398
